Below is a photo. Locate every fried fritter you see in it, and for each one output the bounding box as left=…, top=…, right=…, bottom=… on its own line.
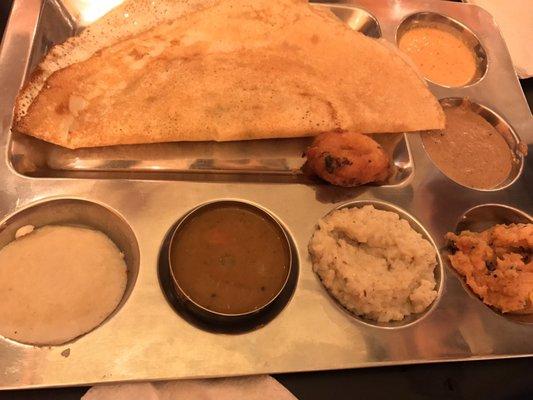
left=305, top=131, right=391, bottom=187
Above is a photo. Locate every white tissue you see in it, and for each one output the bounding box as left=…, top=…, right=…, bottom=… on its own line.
left=82, top=375, right=297, bottom=400
left=466, top=0, right=533, bottom=78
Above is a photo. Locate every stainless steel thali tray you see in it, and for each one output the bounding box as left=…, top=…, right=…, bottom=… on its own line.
left=0, top=0, right=532, bottom=390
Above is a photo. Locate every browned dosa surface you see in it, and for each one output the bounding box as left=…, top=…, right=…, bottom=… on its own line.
left=14, top=0, right=445, bottom=149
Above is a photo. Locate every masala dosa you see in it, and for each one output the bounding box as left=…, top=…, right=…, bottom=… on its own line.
left=14, top=0, right=445, bottom=149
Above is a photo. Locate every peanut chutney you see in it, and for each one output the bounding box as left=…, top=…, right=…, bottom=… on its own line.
left=170, top=203, right=290, bottom=315
left=398, top=26, right=477, bottom=87
left=422, top=104, right=514, bottom=189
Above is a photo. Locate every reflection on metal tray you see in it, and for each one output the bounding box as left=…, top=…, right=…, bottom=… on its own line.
left=0, top=0, right=531, bottom=391
left=9, top=132, right=412, bottom=185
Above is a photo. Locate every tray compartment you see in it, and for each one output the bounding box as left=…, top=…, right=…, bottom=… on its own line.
left=420, top=97, right=525, bottom=191
left=158, top=200, right=300, bottom=333
left=448, top=203, right=533, bottom=324
left=0, top=198, right=140, bottom=344
left=7, top=0, right=412, bottom=185
left=395, top=11, right=488, bottom=87
left=9, top=129, right=413, bottom=184
left=311, top=199, right=444, bottom=329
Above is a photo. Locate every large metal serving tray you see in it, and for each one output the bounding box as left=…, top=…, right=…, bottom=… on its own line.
left=0, top=0, right=531, bottom=390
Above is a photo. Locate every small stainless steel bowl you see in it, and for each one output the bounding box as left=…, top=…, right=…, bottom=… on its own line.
left=166, top=200, right=294, bottom=327
left=396, top=12, right=488, bottom=88
left=313, top=199, right=444, bottom=329
left=421, top=97, right=525, bottom=191
left=452, top=204, right=533, bottom=324
left=0, top=197, right=140, bottom=344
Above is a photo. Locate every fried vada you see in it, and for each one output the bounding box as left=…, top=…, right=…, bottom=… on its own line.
left=305, top=131, right=391, bottom=187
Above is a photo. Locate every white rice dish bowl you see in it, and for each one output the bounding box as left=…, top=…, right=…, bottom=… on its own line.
left=309, top=205, right=438, bottom=323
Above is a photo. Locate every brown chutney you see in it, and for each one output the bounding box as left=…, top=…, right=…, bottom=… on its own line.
left=421, top=102, right=515, bottom=189
left=169, top=202, right=291, bottom=315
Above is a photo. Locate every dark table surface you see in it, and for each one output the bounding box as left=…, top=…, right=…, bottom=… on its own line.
left=1, top=1, right=532, bottom=399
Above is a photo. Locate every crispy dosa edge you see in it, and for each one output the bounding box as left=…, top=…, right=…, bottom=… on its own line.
left=13, top=0, right=445, bottom=149
left=13, top=0, right=221, bottom=123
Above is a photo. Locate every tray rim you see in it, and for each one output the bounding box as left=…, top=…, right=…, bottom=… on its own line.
left=0, top=0, right=531, bottom=390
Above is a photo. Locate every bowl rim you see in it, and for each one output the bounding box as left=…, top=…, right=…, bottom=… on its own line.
left=167, top=198, right=293, bottom=319
left=313, top=199, right=445, bottom=329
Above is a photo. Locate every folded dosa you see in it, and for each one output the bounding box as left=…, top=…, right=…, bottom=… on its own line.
left=14, top=0, right=445, bottom=149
